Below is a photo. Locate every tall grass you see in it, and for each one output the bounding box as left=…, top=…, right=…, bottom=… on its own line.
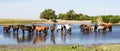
left=0, top=19, right=47, bottom=25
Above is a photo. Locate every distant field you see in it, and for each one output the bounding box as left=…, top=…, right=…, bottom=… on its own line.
left=0, top=19, right=47, bottom=25
left=0, top=44, right=120, bottom=51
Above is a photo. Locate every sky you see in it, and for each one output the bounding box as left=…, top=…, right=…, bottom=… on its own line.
left=0, top=0, right=120, bottom=19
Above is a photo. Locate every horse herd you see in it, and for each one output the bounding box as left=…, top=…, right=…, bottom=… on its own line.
left=3, top=24, right=71, bottom=34
left=80, top=23, right=112, bottom=33
left=3, top=23, right=112, bottom=35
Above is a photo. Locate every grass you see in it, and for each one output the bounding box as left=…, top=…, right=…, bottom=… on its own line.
left=0, top=19, right=47, bottom=25
left=1, top=44, right=120, bottom=51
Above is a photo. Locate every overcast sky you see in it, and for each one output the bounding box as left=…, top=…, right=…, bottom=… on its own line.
left=0, top=0, right=120, bottom=19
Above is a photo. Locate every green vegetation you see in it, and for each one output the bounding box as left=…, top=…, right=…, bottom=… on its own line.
left=57, top=10, right=90, bottom=20
left=101, top=15, right=120, bottom=23
left=1, top=44, right=120, bottom=51
left=40, top=9, right=120, bottom=24
left=0, top=19, right=47, bottom=25
left=40, top=9, right=57, bottom=20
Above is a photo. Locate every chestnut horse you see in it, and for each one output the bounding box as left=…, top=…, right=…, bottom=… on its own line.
left=99, top=23, right=112, bottom=32
left=80, top=24, right=93, bottom=32
left=34, top=26, right=49, bottom=34
left=50, top=26, right=55, bottom=33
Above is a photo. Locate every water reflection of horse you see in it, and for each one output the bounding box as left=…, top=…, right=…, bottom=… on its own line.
left=16, top=33, right=34, bottom=42
left=33, top=33, right=47, bottom=44
left=60, top=30, right=71, bottom=43
left=51, top=33, right=55, bottom=44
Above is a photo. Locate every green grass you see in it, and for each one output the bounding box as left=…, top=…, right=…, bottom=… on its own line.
left=1, top=44, right=120, bottom=51
left=0, top=19, right=47, bottom=25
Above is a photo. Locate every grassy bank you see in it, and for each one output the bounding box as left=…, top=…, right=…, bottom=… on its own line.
left=0, top=44, right=120, bottom=51
left=0, top=19, right=47, bottom=25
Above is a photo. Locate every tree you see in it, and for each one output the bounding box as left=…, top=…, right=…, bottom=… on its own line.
left=40, top=9, right=56, bottom=20
left=66, top=10, right=75, bottom=20
left=58, top=14, right=66, bottom=20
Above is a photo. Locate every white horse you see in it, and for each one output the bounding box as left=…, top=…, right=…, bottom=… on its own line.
left=56, top=25, right=63, bottom=31
left=97, top=25, right=105, bottom=32
left=64, top=24, right=71, bottom=32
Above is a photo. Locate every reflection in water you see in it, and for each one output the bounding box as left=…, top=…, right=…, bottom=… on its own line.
left=33, top=33, right=47, bottom=44
left=3, top=32, right=11, bottom=38
left=15, top=33, right=34, bottom=43
left=60, top=30, right=71, bottom=44
left=51, top=33, right=55, bottom=44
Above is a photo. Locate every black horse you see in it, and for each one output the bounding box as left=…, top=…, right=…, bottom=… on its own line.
left=11, top=25, right=19, bottom=33
left=19, top=25, right=34, bottom=34
left=3, top=25, right=11, bottom=32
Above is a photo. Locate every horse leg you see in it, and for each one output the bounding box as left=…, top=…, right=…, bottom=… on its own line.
left=13, top=29, right=15, bottom=32
left=6, top=29, right=8, bottom=32
left=98, top=29, right=100, bottom=33
left=22, top=30, right=25, bottom=34
left=36, top=30, right=38, bottom=34
left=109, top=27, right=112, bottom=32
left=57, top=29, right=59, bottom=32
left=17, top=29, right=18, bottom=33
left=28, top=30, right=31, bottom=34
left=103, top=28, right=106, bottom=32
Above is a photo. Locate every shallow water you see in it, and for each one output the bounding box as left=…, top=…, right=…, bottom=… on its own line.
left=0, top=24, right=120, bottom=45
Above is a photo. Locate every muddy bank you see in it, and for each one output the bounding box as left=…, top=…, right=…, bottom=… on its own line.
left=0, top=44, right=73, bottom=50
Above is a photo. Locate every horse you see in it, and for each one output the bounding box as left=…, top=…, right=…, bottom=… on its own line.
left=64, top=24, right=71, bottom=32
left=80, top=24, right=93, bottom=33
left=97, top=25, right=105, bottom=32
left=11, top=25, right=19, bottom=33
left=93, top=24, right=98, bottom=32
left=56, top=25, right=64, bottom=32
left=3, top=25, right=11, bottom=32
left=50, top=26, right=55, bottom=33
left=100, top=23, right=112, bottom=32
left=80, top=24, right=86, bottom=32
left=34, top=26, right=49, bottom=34
left=19, top=25, right=33, bottom=34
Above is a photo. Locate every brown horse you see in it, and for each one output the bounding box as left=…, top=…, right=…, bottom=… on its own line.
left=100, top=23, right=112, bottom=32
left=3, top=25, right=11, bottom=32
left=80, top=24, right=93, bottom=33
left=34, top=26, right=49, bottom=34
left=11, top=25, right=19, bottom=33
left=50, top=26, right=55, bottom=33
left=85, top=25, right=93, bottom=32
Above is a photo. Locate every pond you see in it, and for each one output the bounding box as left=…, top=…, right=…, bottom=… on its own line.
left=0, top=24, right=120, bottom=45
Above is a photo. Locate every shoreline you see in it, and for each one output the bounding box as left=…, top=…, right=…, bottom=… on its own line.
left=0, top=20, right=92, bottom=26
left=1, top=43, right=120, bottom=50
left=0, top=19, right=120, bottom=25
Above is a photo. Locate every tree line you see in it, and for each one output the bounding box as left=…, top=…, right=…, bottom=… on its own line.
left=40, top=9, right=120, bottom=23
